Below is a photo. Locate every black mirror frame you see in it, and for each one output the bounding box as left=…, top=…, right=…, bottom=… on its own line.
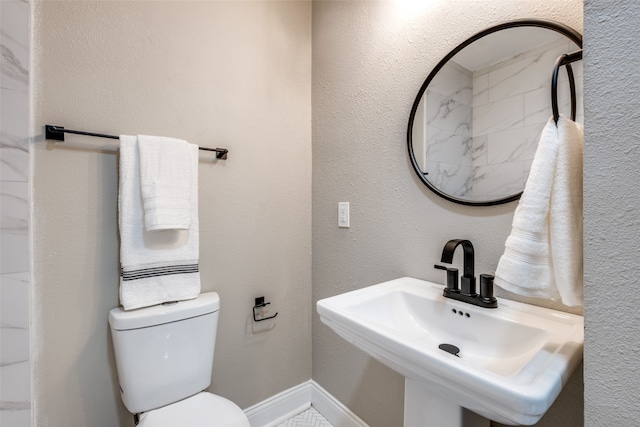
left=407, top=19, right=583, bottom=206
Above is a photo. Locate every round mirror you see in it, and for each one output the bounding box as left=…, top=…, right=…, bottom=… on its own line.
left=408, top=20, right=582, bottom=206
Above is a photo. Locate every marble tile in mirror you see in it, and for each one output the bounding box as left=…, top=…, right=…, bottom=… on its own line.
left=408, top=20, right=582, bottom=206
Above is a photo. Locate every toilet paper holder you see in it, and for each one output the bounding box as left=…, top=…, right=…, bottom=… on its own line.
left=253, top=297, right=278, bottom=322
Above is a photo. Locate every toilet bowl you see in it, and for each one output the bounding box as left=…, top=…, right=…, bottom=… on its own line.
left=137, top=392, right=249, bottom=427
left=108, top=292, right=250, bottom=426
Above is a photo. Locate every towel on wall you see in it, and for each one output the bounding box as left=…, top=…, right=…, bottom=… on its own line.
left=494, top=115, right=584, bottom=306
left=138, top=135, right=194, bottom=231
left=118, top=135, right=201, bottom=310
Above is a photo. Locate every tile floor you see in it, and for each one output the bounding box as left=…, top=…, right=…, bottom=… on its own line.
left=275, top=406, right=334, bottom=427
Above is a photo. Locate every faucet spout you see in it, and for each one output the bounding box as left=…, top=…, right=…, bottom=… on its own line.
left=436, top=239, right=497, bottom=308
left=441, top=239, right=474, bottom=279
left=441, top=239, right=476, bottom=296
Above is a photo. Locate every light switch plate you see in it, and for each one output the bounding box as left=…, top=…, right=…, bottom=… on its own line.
left=338, top=202, right=350, bottom=228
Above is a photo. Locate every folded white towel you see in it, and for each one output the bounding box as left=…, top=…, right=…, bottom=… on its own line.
left=494, top=115, right=583, bottom=306
left=138, top=135, right=196, bottom=231
left=118, top=135, right=201, bottom=310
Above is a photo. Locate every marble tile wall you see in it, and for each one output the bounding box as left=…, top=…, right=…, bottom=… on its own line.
left=424, top=61, right=474, bottom=198
left=413, top=37, right=584, bottom=203
left=471, top=38, right=584, bottom=201
left=1, top=1, right=31, bottom=426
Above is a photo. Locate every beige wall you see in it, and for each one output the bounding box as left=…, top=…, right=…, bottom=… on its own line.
left=312, top=1, right=583, bottom=426
left=31, top=2, right=311, bottom=426
left=583, top=0, right=640, bottom=424
left=31, top=1, right=640, bottom=426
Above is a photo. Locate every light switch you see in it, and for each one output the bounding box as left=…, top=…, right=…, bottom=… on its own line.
left=338, top=202, right=350, bottom=228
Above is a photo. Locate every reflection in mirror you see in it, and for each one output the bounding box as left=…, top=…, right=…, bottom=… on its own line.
left=409, top=21, right=582, bottom=206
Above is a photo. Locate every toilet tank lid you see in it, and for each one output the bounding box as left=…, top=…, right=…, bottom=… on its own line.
left=109, top=292, right=220, bottom=330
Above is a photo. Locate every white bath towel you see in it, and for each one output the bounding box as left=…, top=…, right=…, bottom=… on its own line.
left=118, top=135, right=201, bottom=310
left=494, top=115, right=583, bottom=306
left=138, top=135, right=196, bottom=231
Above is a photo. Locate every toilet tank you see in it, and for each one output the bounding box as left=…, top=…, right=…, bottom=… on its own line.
left=109, top=292, right=220, bottom=414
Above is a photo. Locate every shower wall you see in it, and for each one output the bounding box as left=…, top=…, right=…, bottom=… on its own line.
left=0, top=1, right=31, bottom=426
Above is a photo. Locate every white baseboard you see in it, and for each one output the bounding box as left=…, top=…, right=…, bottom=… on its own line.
left=309, top=381, right=369, bottom=427
left=243, top=381, right=311, bottom=427
left=244, top=379, right=369, bottom=427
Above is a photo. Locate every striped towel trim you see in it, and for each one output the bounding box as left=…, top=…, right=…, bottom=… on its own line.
left=121, top=264, right=199, bottom=281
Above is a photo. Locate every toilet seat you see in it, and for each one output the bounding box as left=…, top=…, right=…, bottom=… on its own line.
left=137, top=392, right=250, bottom=427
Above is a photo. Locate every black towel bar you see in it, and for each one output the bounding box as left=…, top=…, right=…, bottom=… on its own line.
left=44, top=125, right=228, bottom=159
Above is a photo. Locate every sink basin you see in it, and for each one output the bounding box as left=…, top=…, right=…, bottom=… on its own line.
left=316, top=277, right=584, bottom=426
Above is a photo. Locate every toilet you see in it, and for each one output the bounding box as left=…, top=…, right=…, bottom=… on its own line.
left=109, top=292, right=251, bottom=427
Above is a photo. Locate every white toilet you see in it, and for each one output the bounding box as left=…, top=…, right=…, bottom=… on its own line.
left=109, top=292, right=251, bottom=426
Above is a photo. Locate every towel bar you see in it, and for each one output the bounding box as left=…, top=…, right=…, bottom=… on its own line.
left=44, top=125, right=228, bottom=159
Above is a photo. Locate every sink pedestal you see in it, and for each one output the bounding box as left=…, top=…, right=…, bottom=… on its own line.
left=404, top=379, right=489, bottom=427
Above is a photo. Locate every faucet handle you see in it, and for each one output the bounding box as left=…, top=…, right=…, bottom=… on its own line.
left=479, top=274, right=497, bottom=304
left=434, top=264, right=459, bottom=292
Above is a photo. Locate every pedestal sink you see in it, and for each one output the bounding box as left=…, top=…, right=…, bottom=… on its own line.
left=316, top=277, right=583, bottom=426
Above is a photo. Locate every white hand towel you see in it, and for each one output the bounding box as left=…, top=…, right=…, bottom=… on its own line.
left=494, top=115, right=583, bottom=306
left=118, top=135, right=201, bottom=311
left=138, top=135, right=196, bottom=231
left=549, top=116, right=584, bottom=306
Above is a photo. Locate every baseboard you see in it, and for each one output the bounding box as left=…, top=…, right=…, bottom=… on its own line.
left=244, top=379, right=369, bottom=427
left=310, top=380, right=369, bottom=427
left=243, top=381, right=311, bottom=427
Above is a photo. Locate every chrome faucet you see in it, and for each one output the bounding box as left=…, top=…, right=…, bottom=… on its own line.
left=435, top=239, right=498, bottom=308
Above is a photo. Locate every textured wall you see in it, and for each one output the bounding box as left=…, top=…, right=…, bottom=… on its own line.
left=312, top=1, right=583, bottom=426
left=0, top=1, right=31, bottom=426
left=583, top=0, right=640, bottom=424
left=31, top=2, right=311, bottom=426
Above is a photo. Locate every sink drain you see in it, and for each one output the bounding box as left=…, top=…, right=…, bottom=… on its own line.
left=438, top=343, right=460, bottom=357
